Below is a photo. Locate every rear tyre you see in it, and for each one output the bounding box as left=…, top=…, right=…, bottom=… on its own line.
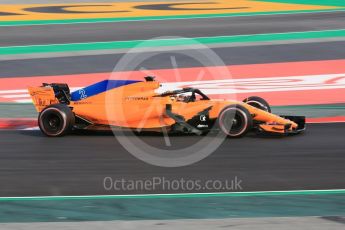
left=243, top=96, right=271, bottom=113
left=38, top=104, right=75, bottom=137
left=218, top=104, right=253, bottom=138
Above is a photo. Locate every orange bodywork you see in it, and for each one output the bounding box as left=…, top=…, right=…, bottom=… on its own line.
left=29, top=79, right=299, bottom=133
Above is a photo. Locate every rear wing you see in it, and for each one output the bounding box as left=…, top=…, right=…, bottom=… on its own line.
left=28, top=83, right=71, bottom=112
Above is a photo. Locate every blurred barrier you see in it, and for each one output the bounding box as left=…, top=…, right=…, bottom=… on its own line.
left=0, top=118, right=37, bottom=130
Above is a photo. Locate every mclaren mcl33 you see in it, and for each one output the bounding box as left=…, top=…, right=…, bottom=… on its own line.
left=28, top=76, right=305, bottom=137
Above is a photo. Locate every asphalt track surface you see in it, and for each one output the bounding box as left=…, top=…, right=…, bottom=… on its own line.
left=1, top=11, right=345, bottom=46
left=1, top=41, right=345, bottom=77
left=0, top=123, right=344, bottom=196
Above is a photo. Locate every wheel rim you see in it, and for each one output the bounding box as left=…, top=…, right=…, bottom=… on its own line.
left=45, top=114, right=62, bottom=131
left=219, top=108, right=248, bottom=136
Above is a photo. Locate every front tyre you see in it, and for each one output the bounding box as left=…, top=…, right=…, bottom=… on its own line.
left=38, top=104, right=75, bottom=137
left=218, top=104, right=253, bottom=138
left=243, top=96, right=271, bottom=113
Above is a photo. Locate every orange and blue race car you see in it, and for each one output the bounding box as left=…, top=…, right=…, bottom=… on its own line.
left=28, top=76, right=305, bottom=137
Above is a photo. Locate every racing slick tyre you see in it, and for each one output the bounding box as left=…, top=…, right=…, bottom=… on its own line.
left=243, top=96, right=271, bottom=113
left=218, top=104, right=253, bottom=138
left=38, top=104, right=75, bottom=137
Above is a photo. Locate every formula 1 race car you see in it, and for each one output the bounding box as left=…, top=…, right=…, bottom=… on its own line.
left=28, top=76, right=305, bottom=137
